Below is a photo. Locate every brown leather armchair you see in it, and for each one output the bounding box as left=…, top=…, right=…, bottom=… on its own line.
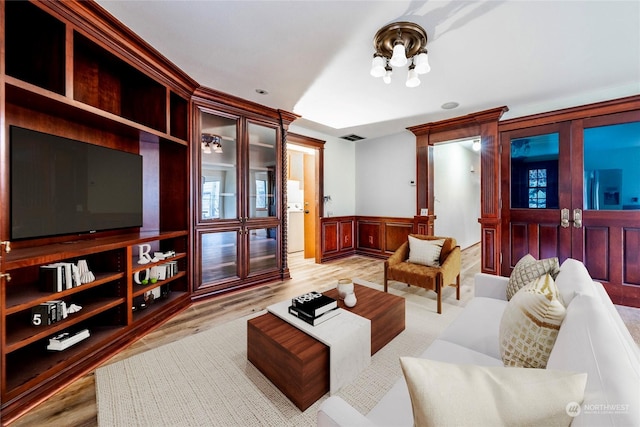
left=384, top=234, right=461, bottom=314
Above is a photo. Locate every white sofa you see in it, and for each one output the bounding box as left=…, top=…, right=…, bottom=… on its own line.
left=318, top=258, right=640, bottom=426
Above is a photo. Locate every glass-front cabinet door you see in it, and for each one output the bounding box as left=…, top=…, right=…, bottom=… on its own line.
left=194, top=106, right=283, bottom=293
left=247, top=122, right=277, bottom=220
left=200, top=112, right=238, bottom=221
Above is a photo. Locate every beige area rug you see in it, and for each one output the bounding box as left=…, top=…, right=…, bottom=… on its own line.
left=95, top=280, right=463, bottom=426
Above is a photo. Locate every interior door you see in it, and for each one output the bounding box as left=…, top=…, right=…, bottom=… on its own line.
left=303, top=152, right=316, bottom=258
left=572, top=112, right=640, bottom=306
left=501, top=112, right=640, bottom=307
left=501, top=122, right=573, bottom=271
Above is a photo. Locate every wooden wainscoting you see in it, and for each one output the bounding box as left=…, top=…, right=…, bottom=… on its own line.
left=320, top=216, right=418, bottom=262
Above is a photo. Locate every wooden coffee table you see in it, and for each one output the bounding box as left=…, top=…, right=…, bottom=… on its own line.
left=247, top=284, right=405, bottom=410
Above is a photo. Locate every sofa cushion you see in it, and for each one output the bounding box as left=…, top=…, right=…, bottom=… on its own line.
left=366, top=340, right=504, bottom=427
left=554, top=258, right=595, bottom=305
left=507, top=254, right=560, bottom=300
left=400, top=357, right=587, bottom=427
left=500, top=273, right=566, bottom=368
left=547, top=291, right=640, bottom=427
left=408, top=236, right=444, bottom=267
left=436, top=297, right=507, bottom=360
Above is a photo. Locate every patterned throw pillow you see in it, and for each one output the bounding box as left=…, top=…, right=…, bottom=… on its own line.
left=407, top=237, right=445, bottom=267
left=507, top=254, right=560, bottom=300
left=499, top=273, right=566, bottom=368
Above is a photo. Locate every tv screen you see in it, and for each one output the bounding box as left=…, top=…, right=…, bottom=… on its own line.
left=10, top=126, right=143, bottom=240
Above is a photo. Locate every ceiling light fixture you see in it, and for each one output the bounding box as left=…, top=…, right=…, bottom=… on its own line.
left=371, top=21, right=430, bottom=88
left=201, top=133, right=223, bottom=154
left=472, top=139, right=481, bottom=151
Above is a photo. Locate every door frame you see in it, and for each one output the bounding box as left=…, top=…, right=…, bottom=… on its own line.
left=286, top=133, right=325, bottom=263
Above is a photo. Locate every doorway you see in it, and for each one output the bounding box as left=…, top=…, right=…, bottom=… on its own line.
left=433, top=137, right=482, bottom=250
left=286, top=133, right=325, bottom=261
left=500, top=112, right=640, bottom=307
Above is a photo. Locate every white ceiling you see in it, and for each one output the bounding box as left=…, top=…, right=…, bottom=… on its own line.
left=95, top=0, right=640, bottom=140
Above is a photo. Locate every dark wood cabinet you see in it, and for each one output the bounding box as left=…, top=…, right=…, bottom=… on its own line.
left=0, top=1, right=197, bottom=422
left=190, top=88, right=297, bottom=299
left=319, top=216, right=415, bottom=261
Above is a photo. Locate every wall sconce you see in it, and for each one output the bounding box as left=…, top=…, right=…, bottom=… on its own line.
left=201, top=133, right=223, bottom=154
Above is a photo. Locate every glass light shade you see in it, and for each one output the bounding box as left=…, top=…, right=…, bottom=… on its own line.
left=472, top=140, right=481, bottom=151
left=383, top=68, right=392, bottom=84
left=202, top=143, right=212, bottom=154
left=213, top=143, right=223, bottom=153
left=370, top=55, right=386, bottom=77
left=406, top=67, right=420, bottom=87
left=389, top=43, right=408, bottom=67
left=414, top=52, right=431, bottom=74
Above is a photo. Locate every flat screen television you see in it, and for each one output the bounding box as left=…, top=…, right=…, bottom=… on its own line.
left=10, top=126, right=143, bottom=240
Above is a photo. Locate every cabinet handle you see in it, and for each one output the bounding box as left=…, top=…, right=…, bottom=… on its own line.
left=0, top=273, right=11, bottom=282
left=573, top=208, right=582, bottom=228
left=561, top=208, right=570, bottom=228
left=1, top=241, right=10, bottom=253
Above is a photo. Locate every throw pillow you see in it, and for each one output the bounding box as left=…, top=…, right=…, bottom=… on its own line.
left=500, top=273, right=566, bottom=368
left=507, top=254, right=561, bottom=300
left=407, top=236, right=445, bottom=267
left=400, top=357, right=587, bottom=427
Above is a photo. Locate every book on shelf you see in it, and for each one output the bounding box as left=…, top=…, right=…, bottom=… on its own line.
left=40, top=262, right=79, bottom=292
left=291, top=291, right=337, bottom=317
left=288, top=305, right=340, bottom=326
left=47, top=328, right=90, bottom=351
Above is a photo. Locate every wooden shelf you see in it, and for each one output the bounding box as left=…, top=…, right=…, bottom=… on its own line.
left=131, top=252, right=187, bottom=274
left=5, top=79, right=188, bottom=147
left=5, top=272, right=125, bottom=314
left=4, top=231, right=187, bottom=270
left=5, top=297, right=126, bottom=352
left=132, top=291, right=188, bottom=323
left=133, top=271, right=187, bottom=298
left=4, top=325, right=126, bottom=395
left=1, top=1, right=192, bottom=414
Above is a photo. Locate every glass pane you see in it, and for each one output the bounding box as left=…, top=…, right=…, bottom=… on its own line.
left=248, top=227, right=278, bottom=274
left=248, top=123, right=277, bottom=219
left=200, top=111, right=237, bottom=220
left=201, top=231, right=238, bottom=283
left=584, top=121, right=640, bottom=210
left=510, top=133, right=559, bottom=209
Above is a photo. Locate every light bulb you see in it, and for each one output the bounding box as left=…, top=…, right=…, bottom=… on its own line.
left=472, top=140, right=481, bottom=151
left=414, top=51, right=431, bottom=74
left=406, top=65, right=420, bottom=87
left=389, top=42, right=407, bottom=67
left=383, top=67, right=392, bottom=84
left=370, top=55, right=386, bottom=78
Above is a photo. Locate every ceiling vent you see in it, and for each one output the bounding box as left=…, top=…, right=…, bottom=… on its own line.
left=340, top=134, right=365, bottom=141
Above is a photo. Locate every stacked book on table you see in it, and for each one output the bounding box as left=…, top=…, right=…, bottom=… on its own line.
left=289, top=291, right=339, bottom=326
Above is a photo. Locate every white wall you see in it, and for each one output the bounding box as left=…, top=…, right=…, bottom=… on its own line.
left=355, top=131, right=416, bottom=217
left=433, top=142, right=481, bottom=249
left=288, top=125, right=356, bottom=217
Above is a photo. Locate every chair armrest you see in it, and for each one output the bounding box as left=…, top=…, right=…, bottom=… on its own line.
left=385, top=242, right=409, bottom=268
left=317, top=396, right=375, bottom=427
left=474, top=272, right=508, bottom=300
left=439, top=245, right=461, bottom=285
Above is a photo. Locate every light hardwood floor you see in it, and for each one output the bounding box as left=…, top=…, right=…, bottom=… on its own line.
left=10, top=246, right=640, bottom=426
